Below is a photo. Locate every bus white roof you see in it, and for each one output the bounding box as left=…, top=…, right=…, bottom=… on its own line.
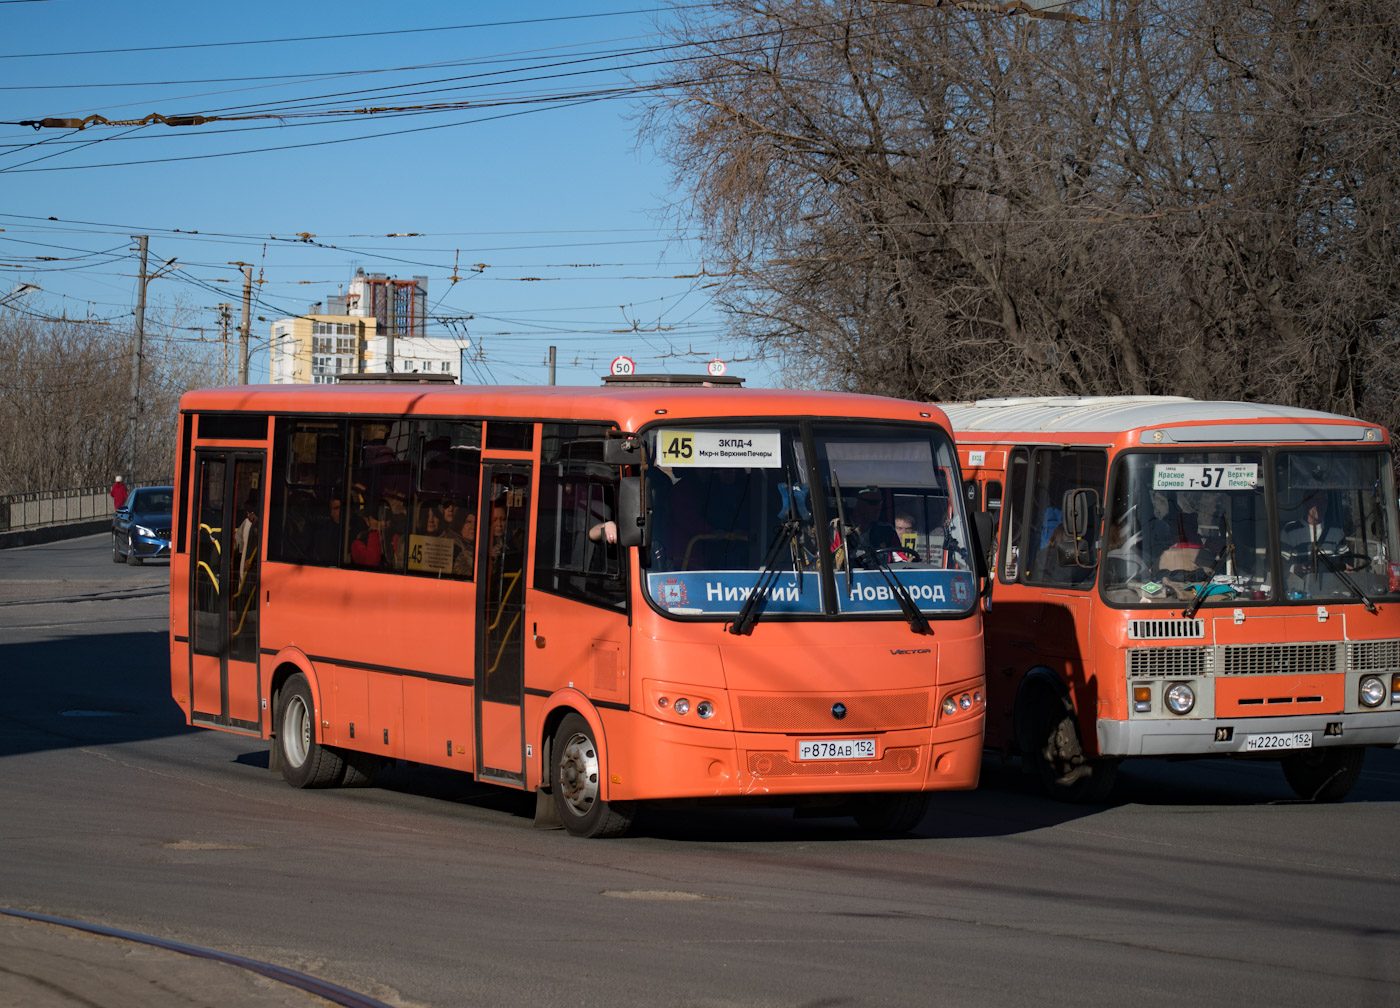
left=937, top=396, right=1385, bottom=445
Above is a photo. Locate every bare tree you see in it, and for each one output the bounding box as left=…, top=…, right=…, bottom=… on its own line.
left=0, top=305, right=217, bottom=493
left=644, top=0, right=1400, bottom=429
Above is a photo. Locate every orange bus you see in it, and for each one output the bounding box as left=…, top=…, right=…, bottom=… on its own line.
left=945, top=396, right=1400, bottom=802
left=169, top=381, right=987, bottom=836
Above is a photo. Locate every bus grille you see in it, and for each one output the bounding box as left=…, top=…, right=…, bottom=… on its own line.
left=1221, top=643, right=1338, bottom=676
left=1347, top=639, right=1400, bottom=672
left=1128, top=619, right=1204, bottom=640
left=1125, top=646, right=1212, bottom=677
left=746, top=746, right=921, bottom=777
left=1126, top=640, right=1400, bottom=677
left=735, top=692, right=930, bottom=732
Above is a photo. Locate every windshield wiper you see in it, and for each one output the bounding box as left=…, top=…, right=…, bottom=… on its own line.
left=859, top=535, right=932, bottom=634
left=728, top=518, right=802, bottom=636
left=1310, top=544, right=1378, bottom=614
left=1184, top=514, right=1235, bottom=619
left=831, top=473, right=854, bottom=587
left=729, top=469, right=808, bottom=636
left=830, top=473, right=929, bottom=634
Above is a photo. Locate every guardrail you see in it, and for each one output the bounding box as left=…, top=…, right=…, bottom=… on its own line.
left=0, top=482, right=168, bottom=534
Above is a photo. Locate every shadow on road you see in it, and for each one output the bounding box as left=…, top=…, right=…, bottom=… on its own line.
left=0, top=630, right=195, bottom=758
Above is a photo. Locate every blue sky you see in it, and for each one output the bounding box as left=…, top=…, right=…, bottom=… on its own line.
left=1, top=1, right=777, bottom=387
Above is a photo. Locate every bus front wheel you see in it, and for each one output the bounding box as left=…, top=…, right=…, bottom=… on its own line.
left=276, top=673, right=348, bottom=789
left=1029, top=694, right=1118, bottom=803
left=1281, top=746, right=1365, bottom=802
left=851, top=792, right=930, bottom=833
left=551, top=713, right=634, bottom=838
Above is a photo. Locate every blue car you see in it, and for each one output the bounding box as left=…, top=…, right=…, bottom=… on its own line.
left=113, top=485, right=174, bottom=565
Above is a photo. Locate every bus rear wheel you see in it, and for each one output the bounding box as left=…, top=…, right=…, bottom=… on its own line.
left=276, top=673, right=348, bottom=788
left=551, top=713, right=634, bottom=838
left=1281, top=746, right=1365, bottom=802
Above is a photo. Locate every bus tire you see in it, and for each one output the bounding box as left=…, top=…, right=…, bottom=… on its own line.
left=851, top=792, right=930, bottom=833
left=1030, top=692, right=1118, bottom=803
left=1281, top=746, right=1365, bottom=802
left=551, top=713, right=634, bottom=838
left=336, top=747, right=382, bottom=788
left=276, top=673, right=347, bottom=789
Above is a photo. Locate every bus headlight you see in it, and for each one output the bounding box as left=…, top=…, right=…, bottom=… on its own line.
left=673, top=698, right=691, bottom=716
left=1164, top=682, right=1196, bottom=716
left=697, top=701, right=714, bottom=719
left=1359, top=676, right=1386, bottom=708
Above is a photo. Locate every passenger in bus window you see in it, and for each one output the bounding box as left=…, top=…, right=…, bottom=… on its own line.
left=1282, top=489, right=1350, bottom=589
left=279, top=491, right=318, bottom=564
left=350, top=506, right=387, bottom=567
left=443, top=501, right=476, bottom=575
left=851, top=489, right=900, bottom=551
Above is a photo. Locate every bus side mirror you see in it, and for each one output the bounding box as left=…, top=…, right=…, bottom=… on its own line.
left=972, top=510, right=994, bottom=578
left=603, top=436, right=641, bottom=466
left=616, top=476, right=648, bottom=548
left=1061, top=488, right=1099, bottom=563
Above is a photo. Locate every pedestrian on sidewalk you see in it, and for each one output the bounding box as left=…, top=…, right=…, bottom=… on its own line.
left=110, top=475, right=128, bottom=510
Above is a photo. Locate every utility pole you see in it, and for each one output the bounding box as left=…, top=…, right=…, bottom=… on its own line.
left=217, top=303, right=232, bottom=383
left=126, top=239, right=178, bottom=478
left=384, top=280, right=397, bottom=373
left=229, top=263, right=253, bottom=383
left=548, top=345, right=557, bottom=386
left=126, top=236, right=149, bottom=481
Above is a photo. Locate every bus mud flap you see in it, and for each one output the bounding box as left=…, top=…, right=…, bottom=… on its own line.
left=534, top=789, right=563, bottom=830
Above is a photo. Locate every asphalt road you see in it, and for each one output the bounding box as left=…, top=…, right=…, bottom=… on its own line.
left=2, top=533, right=1398, bottom=1007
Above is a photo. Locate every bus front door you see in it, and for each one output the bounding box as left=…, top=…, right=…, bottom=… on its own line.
left=476, top=465, right=531, bottom=786
left=188, top=452, right=264, bottom=734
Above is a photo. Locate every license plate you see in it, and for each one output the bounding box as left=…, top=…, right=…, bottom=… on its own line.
left=1243, top=731, right=1313, bottom=751
left=797, top=738, right=877, bottom=761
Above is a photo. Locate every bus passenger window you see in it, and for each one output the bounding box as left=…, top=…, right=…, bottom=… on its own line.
left=535, top=424, right=626, bottom=610
left=270, top=418, right=346, bottom=567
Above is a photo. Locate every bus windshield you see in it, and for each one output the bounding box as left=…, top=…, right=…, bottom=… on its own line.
left=1102, top=448, right=1399, bottom=606
left=642, top=422, right=977, bottom=620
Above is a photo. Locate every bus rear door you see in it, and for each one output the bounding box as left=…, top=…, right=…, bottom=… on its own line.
left=187, top=451, right=265, bottom=734
left=476, top=465, right=531, bottom=785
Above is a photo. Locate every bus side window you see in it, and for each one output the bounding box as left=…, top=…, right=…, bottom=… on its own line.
left=535, top=425, right=626, bottom=611
left=1002, top=449, right=1030, bottom=581
left=269, top=418, right=346, bottom=567
left=1027, top=449, right=1108, bottom=588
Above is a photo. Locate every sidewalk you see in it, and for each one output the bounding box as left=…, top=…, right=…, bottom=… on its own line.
left=0, top=912, right=384, bottom=1008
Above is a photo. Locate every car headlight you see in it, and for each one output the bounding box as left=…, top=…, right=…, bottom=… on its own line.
left=134, top=525, right=155, bottom=538
left=1164, top=682, right=1196, bottom=715
left=1359, top=675, right=1386, bottom=708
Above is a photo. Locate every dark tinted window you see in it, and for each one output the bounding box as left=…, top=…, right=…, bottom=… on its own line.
left=199, top=413, right=269, bottom=440
left=486, top=421, right=533, bottom=451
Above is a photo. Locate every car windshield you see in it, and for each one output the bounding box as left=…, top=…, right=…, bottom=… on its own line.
left=134, top=489, right=173, bottom=513
left=1102, top=449, right=1398, bottom=606
left=642, top=422, right=977, bottom=620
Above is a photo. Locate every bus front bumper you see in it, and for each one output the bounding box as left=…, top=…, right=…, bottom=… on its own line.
left=1098, top=711, right=1400, bottom=757
left=606, top=717, right=984, bottom=801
